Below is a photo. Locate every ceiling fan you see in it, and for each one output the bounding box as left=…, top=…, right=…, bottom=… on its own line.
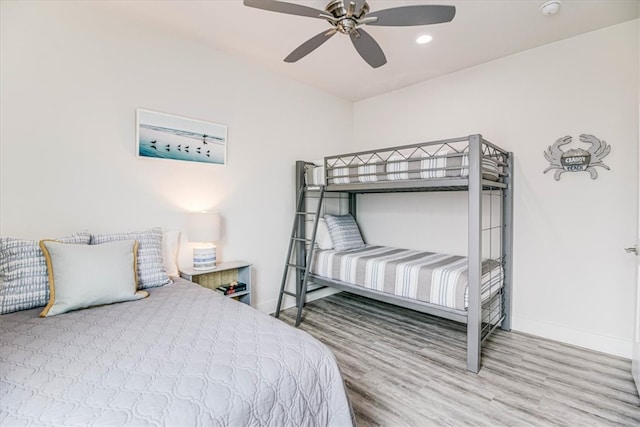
left=243, top=0, right=456, bottom=68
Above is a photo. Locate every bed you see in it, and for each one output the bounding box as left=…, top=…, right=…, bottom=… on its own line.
left=305, top=142, right=502, bottom=187
left=0, top=278, right=354, bottom=426
left=310, top=245, right=503, bottom=315
left=276, top=135, right=513, bottom=373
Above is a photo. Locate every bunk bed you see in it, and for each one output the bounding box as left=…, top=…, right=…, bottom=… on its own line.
left=275, top=134, right=513, bottom=373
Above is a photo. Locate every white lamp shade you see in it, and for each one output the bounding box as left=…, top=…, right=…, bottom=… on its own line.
left=187, top=211, right=221, bottom=243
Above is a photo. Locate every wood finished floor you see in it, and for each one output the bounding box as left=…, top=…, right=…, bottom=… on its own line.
left=279, top=293, right=640, bottom=427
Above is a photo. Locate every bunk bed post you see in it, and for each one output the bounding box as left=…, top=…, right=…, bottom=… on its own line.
left=501, top=152, right=514, bottom=331
left=467, top=134, right=483, bottom=373
left=295, top=161, right=307, bottom=308
left=348, top=194, right=357, bottom=218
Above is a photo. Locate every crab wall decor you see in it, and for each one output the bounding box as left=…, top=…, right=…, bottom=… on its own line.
left=543, top=134, right=611, bottom=181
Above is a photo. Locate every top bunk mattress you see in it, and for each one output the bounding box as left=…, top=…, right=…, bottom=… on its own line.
left=0, top=279, right=354, bottom=426
left=310, top=245, right=503, bottom=312
left=306, top=147, right=502, bottom=187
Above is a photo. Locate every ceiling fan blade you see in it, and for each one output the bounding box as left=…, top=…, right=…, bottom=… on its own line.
left=243, top=0, right=325, bottom=19
left=284, top=30, right=336, bottom=63
left=366, top=5, right=456, bottom=26
left=350, top=28, right=386, bottom=68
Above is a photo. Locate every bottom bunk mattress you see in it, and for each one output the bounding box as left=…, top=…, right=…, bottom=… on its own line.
left=310, top=246, right=504, bottom=312
left=0, top=279, right=354, bottom=426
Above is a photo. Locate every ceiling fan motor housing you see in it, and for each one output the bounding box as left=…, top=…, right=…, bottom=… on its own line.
left=325, top=0, right=369, bottom=18
left=326, top=0, right=370, bottom=34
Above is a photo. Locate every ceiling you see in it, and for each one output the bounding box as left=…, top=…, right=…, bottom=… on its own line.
left=116, top=0, right=639, bottom=101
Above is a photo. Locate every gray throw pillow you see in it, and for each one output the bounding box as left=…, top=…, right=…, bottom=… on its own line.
left=324, top=214, right=365, bottom=252
left=0, top=232, right=91, bottom=314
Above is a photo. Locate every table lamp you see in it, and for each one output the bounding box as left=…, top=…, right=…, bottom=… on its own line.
left=187, top=211, right=221, bottom=270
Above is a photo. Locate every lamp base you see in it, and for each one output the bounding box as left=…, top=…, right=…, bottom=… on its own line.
left=193, top=245, right=216, bottom=270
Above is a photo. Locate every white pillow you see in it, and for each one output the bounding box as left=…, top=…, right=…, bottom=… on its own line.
left=162, top=230, right=180, bottom=276
left=39, top=239, right=148, bottom=317
left=316, top=219, right=333, bottom=250
left=305, top=159, right=326, bottom=186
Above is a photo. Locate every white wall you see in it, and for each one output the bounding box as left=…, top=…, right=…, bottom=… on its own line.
left=2, top=2, right=638, bottom=359
left=0, top=1, right=352, bottom=312
left=353, top=20, right=639, bottom=358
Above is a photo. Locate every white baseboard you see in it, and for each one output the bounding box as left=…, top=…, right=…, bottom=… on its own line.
left=512, top=316, right=632, bottom=359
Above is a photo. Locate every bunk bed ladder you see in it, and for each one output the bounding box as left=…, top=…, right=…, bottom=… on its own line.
left=274, top=185, right=325, bottom=326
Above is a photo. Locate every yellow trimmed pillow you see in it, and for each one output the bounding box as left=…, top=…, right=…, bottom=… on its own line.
left=39, top=239, right=148, bottom=317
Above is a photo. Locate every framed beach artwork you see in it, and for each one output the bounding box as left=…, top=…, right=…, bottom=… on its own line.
left=136, top=109, right=227, bottom=165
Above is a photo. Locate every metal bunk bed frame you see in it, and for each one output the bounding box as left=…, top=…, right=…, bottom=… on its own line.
left=275, top=134, right=513, bottom=373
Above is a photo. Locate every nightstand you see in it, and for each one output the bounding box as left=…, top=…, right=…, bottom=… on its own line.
left=180, top=261, right=252, bottom=305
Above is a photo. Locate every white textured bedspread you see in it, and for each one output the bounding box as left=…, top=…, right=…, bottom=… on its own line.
left=0, top=279, right=353, bottom=426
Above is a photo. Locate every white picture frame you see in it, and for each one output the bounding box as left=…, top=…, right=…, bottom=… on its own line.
left=136, top=108, right=227, bottom=166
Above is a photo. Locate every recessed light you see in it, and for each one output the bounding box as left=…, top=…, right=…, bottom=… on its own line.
left=539, top=1, right=561, bottom=16
left=416, top=34, right=433, bottom=45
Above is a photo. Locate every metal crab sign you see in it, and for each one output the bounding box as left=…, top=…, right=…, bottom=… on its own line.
left=543, top=134, right=611, bottom=181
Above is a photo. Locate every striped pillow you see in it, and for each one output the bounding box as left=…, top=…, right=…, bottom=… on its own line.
left=90, top=227, right=172, bottom=289
left=0, top=232, right=91, bottom=314
left=324, top=214, right=365, bottom=252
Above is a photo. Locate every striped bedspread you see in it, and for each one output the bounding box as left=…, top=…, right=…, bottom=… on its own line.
left=310, top=246, right=504, bottom=311
left=306, top=150, right=500, bottom=186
